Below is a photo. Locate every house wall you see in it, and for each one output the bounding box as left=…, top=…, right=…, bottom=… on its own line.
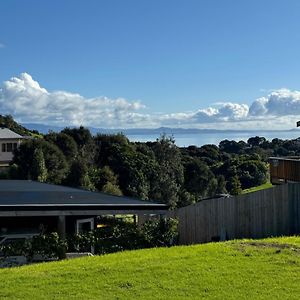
left=0, top=138, right=22, bottom=164
left=167, top=183, right=300, bottom=245
left=270, top=158, right=300, bottom=184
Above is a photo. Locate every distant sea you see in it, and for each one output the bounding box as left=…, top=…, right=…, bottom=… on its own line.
left=126, top=131, right=300, bottom=147
left=22, top=123, right=300, bottom=148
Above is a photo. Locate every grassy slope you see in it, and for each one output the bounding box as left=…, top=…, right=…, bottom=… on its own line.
left=242, top=182, right=273, bottom=194
left=1, top=236, right=300, bottom=299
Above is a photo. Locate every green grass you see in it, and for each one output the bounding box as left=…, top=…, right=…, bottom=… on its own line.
left=1, top=236, right=300, bottom=299
left=242, top=182, right=274, bottom=194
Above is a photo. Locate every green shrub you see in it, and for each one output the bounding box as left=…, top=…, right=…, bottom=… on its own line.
left=0, top=217, right=178, bottom=260
left=142, top=218, right=178, bottom=247
left=0, top=233, right=67, bottom=261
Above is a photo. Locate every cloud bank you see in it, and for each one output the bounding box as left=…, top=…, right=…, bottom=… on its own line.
left=0, top=73, right=300, bottom=129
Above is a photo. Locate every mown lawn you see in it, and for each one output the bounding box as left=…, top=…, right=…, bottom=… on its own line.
left=242, top=182, right=274, bottom=194
left=1, top=236, right=300, bottom=299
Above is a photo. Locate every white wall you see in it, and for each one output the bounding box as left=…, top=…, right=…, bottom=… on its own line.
left=0, top=139, right=22, bottom=163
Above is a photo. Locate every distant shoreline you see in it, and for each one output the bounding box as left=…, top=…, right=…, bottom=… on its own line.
left=22, top=123, right=299, bottom=135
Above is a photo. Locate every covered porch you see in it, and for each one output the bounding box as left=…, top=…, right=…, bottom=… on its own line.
left=0, top=180, right=168, bottom=239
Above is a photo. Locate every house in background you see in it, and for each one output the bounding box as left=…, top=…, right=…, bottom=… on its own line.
left=269, top=156, right=300, bottom=184
left=0, top=128, right=25, bottom=167
left=269, top=122, right=300, bottom=185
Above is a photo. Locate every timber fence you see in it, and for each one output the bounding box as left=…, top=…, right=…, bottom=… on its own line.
left=167, top=183, right=300, bottom=244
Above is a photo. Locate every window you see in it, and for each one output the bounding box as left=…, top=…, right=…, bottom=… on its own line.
left=1, top=143, right=18, bottom=153
left=6, top=143, right=13, bottom=152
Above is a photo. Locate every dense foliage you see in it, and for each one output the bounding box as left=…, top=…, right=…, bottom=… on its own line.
left=0, top=217, right=178, bottom=259
left=6, top=117, right=300, bottom=207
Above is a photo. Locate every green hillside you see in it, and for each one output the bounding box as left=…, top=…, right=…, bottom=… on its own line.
left=0, top=114, right=41, bottom=137
left=242, top=182, right=274, bottom=194
left=1, top=236, right=300, bottom=299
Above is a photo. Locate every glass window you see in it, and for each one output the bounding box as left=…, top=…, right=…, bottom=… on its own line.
left=6, top=143, right=13, bottom=152
left=13, top=143, right=17, bottom=151
left=1, top=144, right=6, bottom=152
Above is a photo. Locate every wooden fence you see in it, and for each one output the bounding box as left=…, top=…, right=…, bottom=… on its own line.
left=167, top=183, right=300, bottom=244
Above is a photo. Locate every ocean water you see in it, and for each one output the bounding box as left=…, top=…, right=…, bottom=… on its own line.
left=127, top=131, right=300, bottom=147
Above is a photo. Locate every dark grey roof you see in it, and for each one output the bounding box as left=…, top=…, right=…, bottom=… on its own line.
left=0, top=180, right=167, bottom=210
left=0, top=128, right=24, bottom=139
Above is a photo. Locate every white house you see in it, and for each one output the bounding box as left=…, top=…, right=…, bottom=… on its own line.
left=0, top=128, right=24, bottom=167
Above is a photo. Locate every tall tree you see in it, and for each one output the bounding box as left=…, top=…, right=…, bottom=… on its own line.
left=150, top=135, right=184, bottom=207
left=31, top=148, right=48, bottom=182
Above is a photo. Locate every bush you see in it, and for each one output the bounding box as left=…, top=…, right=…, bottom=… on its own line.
left=142, top=218, right=178, bottom=247
left=0, top=217, right=178, bottom=260
left=0, top=232, right=67, bottom=261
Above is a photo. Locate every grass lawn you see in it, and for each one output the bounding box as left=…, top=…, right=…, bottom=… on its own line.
left=1, top=236, right=300, bottom=299
left=242, top=182, right=274, bottom=194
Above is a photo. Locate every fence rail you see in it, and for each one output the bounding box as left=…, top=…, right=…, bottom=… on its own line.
left=167, top=183, right=300, bottom=244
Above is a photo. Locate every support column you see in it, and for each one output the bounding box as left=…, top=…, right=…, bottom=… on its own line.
left=57, top=215, right=66, bottom=239
left=57, top=215, right=66, bottom=259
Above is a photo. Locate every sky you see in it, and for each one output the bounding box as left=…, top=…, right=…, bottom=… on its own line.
left=1, top=0, right=300, bottom=129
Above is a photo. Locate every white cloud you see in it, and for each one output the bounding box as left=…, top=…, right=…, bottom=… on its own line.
left=249, top=89, right=300, bottom=117
left=0, top=43, right=5, bottom=48
left=0, top=73, right=145, bottom=127
left=1, top=73, right=300, bottom=129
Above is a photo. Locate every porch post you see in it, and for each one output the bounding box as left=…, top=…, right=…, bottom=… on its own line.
left=57, top=215, right=66, bottom=239
left=57, top=215, right=66, bottom=259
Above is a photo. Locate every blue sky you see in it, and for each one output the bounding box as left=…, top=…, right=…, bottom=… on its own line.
left=1, top=0, right=300, bottom=129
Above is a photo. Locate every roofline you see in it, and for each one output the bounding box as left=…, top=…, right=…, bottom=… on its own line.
left=0, top=203, right=167, bottom=207
left=0, top=137, right=25, bottom=140
left=0, top=204, right=168, bottom=211
left=269, top=157, right=300, bottom=162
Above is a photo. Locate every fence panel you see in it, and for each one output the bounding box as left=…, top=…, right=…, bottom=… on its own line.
left=167, top=183, right=300, bottom=244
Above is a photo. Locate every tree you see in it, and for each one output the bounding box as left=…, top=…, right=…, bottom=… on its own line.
left=216, top=175, right=227, bottom=194
left=45, top=132, right=78, bottom=161
left=31, top=148, right=48, bottom=182
left=149, top=135, right=184, bottom=207
left=183, top=157, right=214, bottom=198
left=93, top=166, right=122, bottom=194
left=207, top=178, right=218, bottom=197
left=13, top=139, right=68, bottom=184
left=65, top=159, right=94, bottom=190
left=227, top=175, right=242, bottom=195
left=237, top=160, right=268, bottom=189
left=62, top=126, right=95, bottom=164
left=219, top=140, right=246, bottom=154
left=150, top=168, right=180, bottom=209
left=247, top=136, right=266, bottom=147
left=102, top=182, right=123, bottom=196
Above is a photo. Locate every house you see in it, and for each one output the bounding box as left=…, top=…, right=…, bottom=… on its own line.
left=0, top=128, right=25, bottom=167
left=269, top=122, right=300, bottom=185
left=0, top=180, right=168, bottom=239
left=269, top=156, right=300, bottom=184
